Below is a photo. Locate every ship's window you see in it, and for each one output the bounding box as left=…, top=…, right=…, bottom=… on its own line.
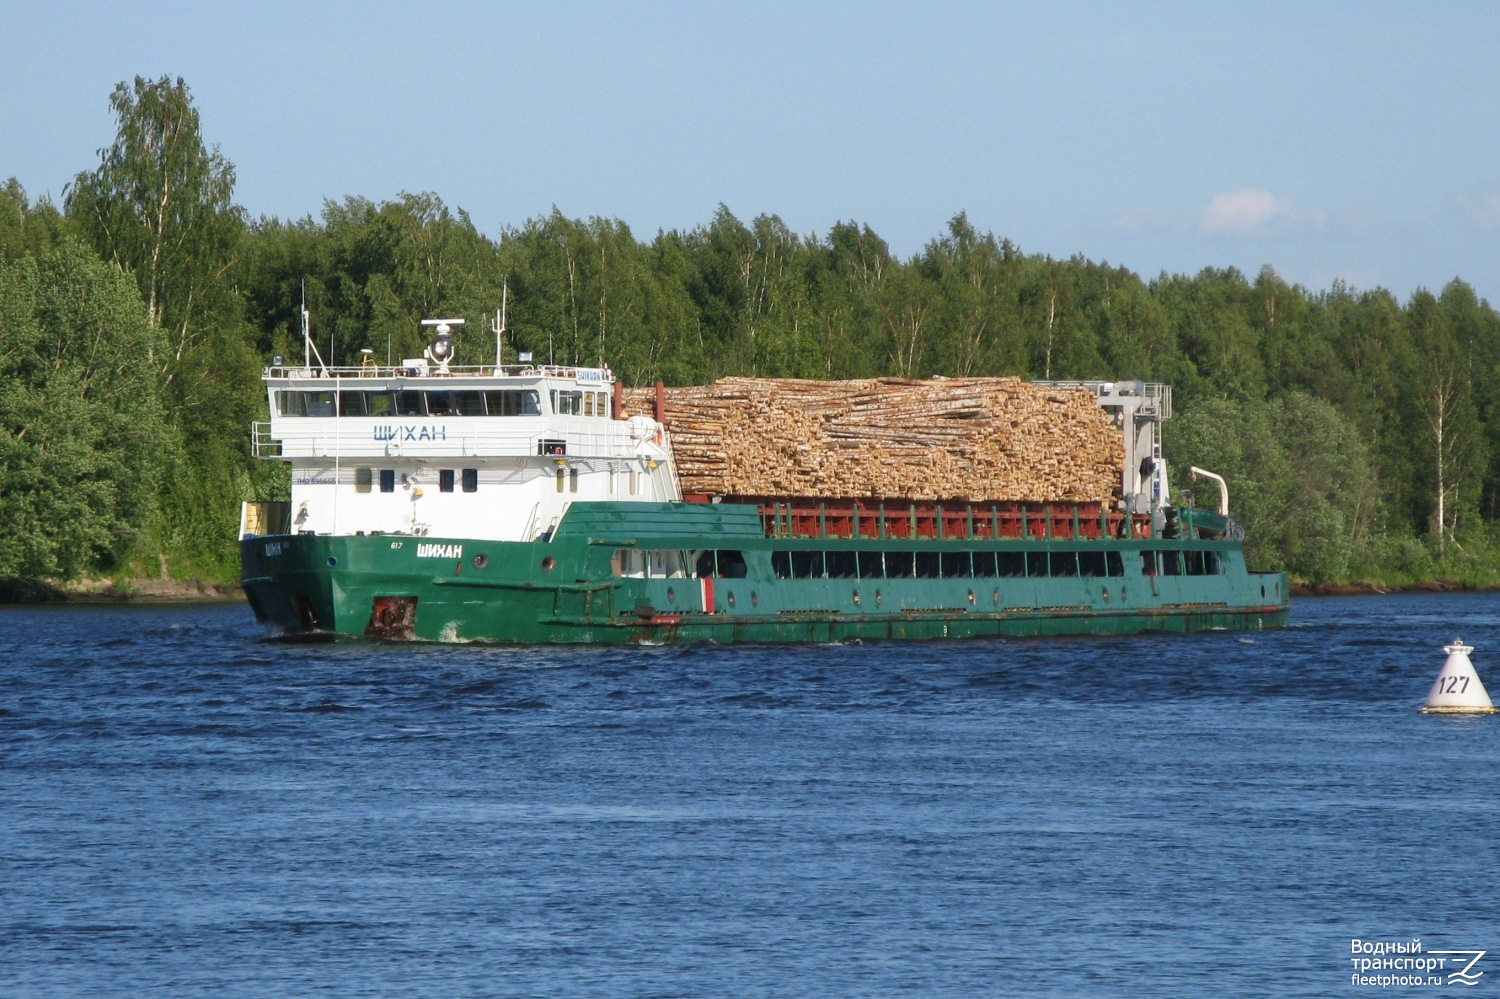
left=276, top=391, right=304, bottom=416
left=569, top=468, right=579, bottom=493
left=942, top=552, right=973, bottom=578
left=771, top=551, right=792, bottom=579
left=857, top=550, right=884, bottom=579
left=426, top=391, right=455, bottom=416
left=825, top=550, right=857, bottom=579
left=595, top=392, right=609, bottom=416
left=551, top=390, right=583, bottom=415
left=613, top=549, right=644, bottom=577
left=1078, top=551, right=1106, bottom=577
left=454, top=391, right=486, bottom=416
left=1141, top=551, right=1158, bottom=576
left=696, top=549, right=748, bottom=578
left=583, top=392, right=595, bottom=417
left=538, top=439, right=567, bottom=456
left=395, top=390, right=427, bottom=416
left=462, top=468, right=478, bottom=493
left=355, top=467, right=373, bottom=493
left=367, top=392, right=395, bottom=417
left=1026, top=552, right=1048, bottom=578
left=1052, top=552, right=1080, bottom=577
left=338, top=391, right=369, bottom=416
left=379, top=469, right=395, bottom=493
left=971, top=552, right=998, bottom=577
left=555, top=469, right=565, bottom=493
left=439, top=469, right=455, bottom=493
left=998, top=552, right=1026, bottom=577
left=717, top=550, right=747, bottom=578
left=915, top=552, right=940, bottom=579
left=1159, top=551, right=1183, bottom=576
left=650, top=550, right=687, bottom=578
left=885, top=551, right=914, bottom=578
left=1106, top=551, right=1125, bottom=577
left=1184, top=550, right=1222, bottom=575
left=484, top=390, right=541, bottom=416
left=791, top=551, right=824, bottom=578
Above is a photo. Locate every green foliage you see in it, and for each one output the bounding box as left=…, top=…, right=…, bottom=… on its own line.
left=1165, top=393, right=1380, bottom=583
left=19, top=76, right=1500, bottom=589
left=0, top=238, right=169, bottom=577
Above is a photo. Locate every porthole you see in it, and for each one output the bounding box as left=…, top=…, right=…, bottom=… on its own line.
left=726, top=591, right=736, bottom=608
left=472, top=553, right=489, bottom=570
left=875, top=589, right=883, bottom=606
left=751, top=591, right=759, bottom=607
left=967, top=589, right=975, bottom=605
left=666, top=587, right=676, bottom=604
left=1102, top=587, right=1110, bottom=601
left=326, top=556, right=337, bottom=568
left=541, top=556, right=556, bottom=572
left=853, top=590, right=861, bottom=605
left=992, top=589, right=1000, bottom=605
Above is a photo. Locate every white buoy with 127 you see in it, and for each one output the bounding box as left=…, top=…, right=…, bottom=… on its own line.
left=1422, top=639, right=1497, bottom=714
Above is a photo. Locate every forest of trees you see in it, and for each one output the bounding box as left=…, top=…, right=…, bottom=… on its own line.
left=4, top=75, right=1500, bottom=588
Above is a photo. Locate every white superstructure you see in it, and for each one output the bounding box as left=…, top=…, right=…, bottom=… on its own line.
left=245, top=357, right=676, bottom=542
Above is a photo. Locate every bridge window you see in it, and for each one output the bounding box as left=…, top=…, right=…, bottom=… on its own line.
left=551, top=390, right=583, bottom=415
left=1026, top=552, right=1048, bottom=578
left=484, top=390, right=541, bottom=416
left=462, top=468, right=478, bottom=492
left=338, top=391, right=369, bottom=416
left=355, top=467, right=373, bottom=493
left=426, top=391, right=455, bottom=416
left=395, top=391, right=427, bottom=416
left=439, top=469, right=455, bottom=492
left=379, top=469, right=395, bottom=493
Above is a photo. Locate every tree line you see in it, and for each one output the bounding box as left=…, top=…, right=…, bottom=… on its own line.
left=3, top=75, right=1499, bottom=587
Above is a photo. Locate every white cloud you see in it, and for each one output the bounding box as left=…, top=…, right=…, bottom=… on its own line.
left=1199, top=188, right=1322, bottom=238
left=1453, top=190, right=1500, bottom=232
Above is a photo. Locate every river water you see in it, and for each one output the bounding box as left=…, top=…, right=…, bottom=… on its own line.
left=2, top=594, right=1497, bottom=996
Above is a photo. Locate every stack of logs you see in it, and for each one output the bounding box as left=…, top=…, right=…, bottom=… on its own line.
left=622, top=377, right=1122, bottom=503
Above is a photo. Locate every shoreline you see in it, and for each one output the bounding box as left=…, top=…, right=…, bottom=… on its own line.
left=4, top=577, right=1497, bottom=606
left=0, top=577, right=245, bottom=605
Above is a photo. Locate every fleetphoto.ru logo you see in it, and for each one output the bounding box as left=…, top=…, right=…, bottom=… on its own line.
left=1350, top=939, right=1486, bottom=987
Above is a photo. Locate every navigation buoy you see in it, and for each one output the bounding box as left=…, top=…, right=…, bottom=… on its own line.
left=1422, top=639, right=1497, bottom=714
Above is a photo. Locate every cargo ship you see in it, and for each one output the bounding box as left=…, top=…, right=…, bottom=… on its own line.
left=238, top=319, right=1288, bottom=642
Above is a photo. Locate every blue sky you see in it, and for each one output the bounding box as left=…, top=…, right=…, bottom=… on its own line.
left=6, top=1, right=1500, bottom=303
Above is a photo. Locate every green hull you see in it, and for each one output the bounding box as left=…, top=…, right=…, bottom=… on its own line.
left=241, top=501, right=1288, bottom=644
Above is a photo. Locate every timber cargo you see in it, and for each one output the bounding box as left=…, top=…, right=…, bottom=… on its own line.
left=238, top=317, right=1288, bottom=643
